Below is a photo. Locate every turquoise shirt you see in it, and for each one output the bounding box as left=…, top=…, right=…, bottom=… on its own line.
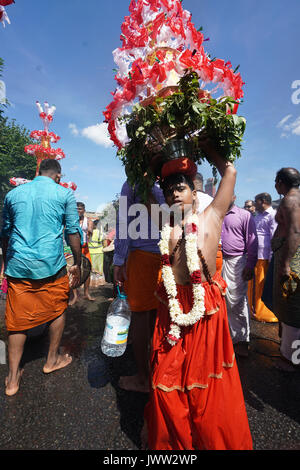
left=1, top=176, right=81, bottom=280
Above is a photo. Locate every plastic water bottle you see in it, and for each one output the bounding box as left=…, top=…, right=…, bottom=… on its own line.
left=101, top=287, right=131, bottom=357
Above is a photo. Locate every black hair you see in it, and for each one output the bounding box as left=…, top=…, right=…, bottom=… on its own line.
left=39, top=159, right=61, bottom=175
left=255, top=192, right=272, bottom=205
left=77, top=202, right=85, bottom=209
left=160, top=173, right=195, bottom=196
left=276, top=168, right=300, bottom=189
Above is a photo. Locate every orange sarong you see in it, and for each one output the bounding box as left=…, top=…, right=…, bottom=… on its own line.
left=248, top=259, right=278, bottom=322
left=145, top=272, right=253, bottom=450
left=216, top=245, right=223, bottom=274
left=82, top=243, right=92, bottom=263
left=5, top=273, right=70, bottom=331
left=124, top=249, right=162, bottom=312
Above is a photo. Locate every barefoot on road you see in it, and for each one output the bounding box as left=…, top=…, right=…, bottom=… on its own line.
left=5, top=369, right=24, bottom=397
left=43, top=353, right=73, bottom=374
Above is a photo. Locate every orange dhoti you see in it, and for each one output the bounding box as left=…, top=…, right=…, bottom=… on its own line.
left=5, top=271, right=70, bottom=331
left=216, top=244, right=223, bottom=274
left=82, top=242, right=92, bottom=264
left=145, top=272, right=253, bottom=450
left=124, top=249, right=162, bottom=312
left=248, top=259, right=278, bottom=322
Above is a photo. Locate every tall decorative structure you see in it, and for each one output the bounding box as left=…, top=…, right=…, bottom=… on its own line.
left=10, top=101, right=77, bottom=191
left=104, top=0, right=246, bottom=201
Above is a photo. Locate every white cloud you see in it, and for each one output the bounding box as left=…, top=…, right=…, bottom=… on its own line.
left=81, top=123, right=113, bottom=148
left=68, top=122, right=113, bottom=148
left=69, top=123, right=79, bottom=136
left=277, top=115, right=292, bottom=128
left=277, top=115, right=300, bottom=138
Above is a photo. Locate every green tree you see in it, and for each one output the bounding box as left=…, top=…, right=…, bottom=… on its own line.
left=0, top=58, right=36, bottom=210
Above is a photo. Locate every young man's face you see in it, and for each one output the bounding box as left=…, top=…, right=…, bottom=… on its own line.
left=164, top=182, right=196, bottom=214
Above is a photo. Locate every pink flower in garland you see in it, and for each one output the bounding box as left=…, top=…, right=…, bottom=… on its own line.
left=185, top=222, right=197, bottom=235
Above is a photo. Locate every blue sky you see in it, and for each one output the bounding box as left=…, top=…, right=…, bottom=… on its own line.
left=1, top=0, right=300, bottom=211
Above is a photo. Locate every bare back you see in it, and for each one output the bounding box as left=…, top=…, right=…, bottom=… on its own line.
left=275, top=188, right=300, bottom=238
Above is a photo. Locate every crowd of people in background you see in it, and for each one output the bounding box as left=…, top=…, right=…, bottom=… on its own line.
left=0, top=159, right=299, bottom=450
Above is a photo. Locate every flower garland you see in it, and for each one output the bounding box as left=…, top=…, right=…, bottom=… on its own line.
left=158, top=213, right=206, bottom=346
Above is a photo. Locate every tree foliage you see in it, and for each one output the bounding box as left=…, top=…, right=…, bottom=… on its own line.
left=0, top=58, right=36, bottom=210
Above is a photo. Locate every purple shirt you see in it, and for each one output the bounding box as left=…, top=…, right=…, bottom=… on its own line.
left=221, top=205, right=258, bottom=269
left=254, top=206, right=277, bottom=260
left=113, top=180, right=165, bottom=266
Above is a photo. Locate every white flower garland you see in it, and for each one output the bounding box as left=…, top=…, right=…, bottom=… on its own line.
left=158, top=213, right=206, bottom=346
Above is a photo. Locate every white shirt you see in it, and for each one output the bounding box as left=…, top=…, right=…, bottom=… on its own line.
left=196, top=191, right=213, bottom=214
left=80, top=216, right=88, bottom=244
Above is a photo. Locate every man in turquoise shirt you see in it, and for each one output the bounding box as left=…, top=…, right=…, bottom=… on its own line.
left=1, top=159, right=81, bottom=396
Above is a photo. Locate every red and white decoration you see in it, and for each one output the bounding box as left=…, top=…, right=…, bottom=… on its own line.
left=104, top=0, right=244, bottom=149
left=23, top=101, right=66, bottom=175
left=0, top=0, right=14, bottom=27
left=10, top=101, right=77, bottom=191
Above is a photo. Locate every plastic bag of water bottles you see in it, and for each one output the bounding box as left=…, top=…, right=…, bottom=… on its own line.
left=101, top=286, right=131, bottom=357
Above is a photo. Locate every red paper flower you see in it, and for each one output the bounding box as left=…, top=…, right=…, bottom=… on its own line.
left=0, top=1, right=14, bottom=6
left=161, top=254, right=171, bottom=266
left=185, top=223, right=197, bottom=234
left=190, top=270, right=202, bottom=284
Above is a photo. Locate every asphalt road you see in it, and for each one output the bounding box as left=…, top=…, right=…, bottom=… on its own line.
left=0, top=282, right=299, bottom=452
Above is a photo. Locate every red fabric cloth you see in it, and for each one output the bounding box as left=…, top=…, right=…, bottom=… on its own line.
left=161, top=157, right=197, bottom=179
left=145, top=272, right=253, bottom=450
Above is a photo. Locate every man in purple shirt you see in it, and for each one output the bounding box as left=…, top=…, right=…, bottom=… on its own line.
left=113, top=180, right=165, bottom=393
left=248, top=193, right=278, bottom=323
left=221, top=195, right=258, bottom=357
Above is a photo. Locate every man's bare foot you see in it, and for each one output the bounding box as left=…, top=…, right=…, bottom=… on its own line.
left=83, top=294, right=96, bottom=301
left=68, top=291, right=78, bottom=306
left=5, top=369, right=24, bottom=396
left=43, top=353, right=72, bottom=374
left=118, top=374, right=149, bottom=393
